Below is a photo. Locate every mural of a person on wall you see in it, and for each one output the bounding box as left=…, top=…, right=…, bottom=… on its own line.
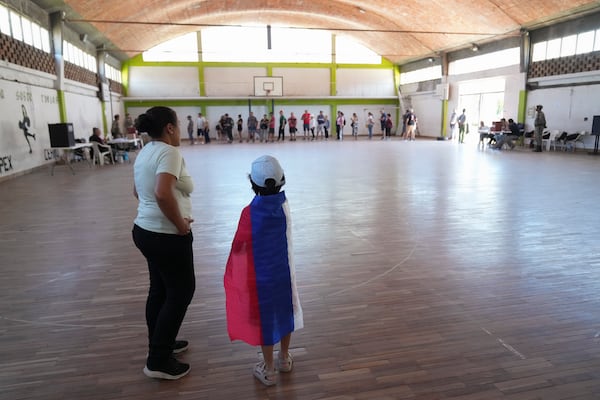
left=18, top=104, right=36, bottom=154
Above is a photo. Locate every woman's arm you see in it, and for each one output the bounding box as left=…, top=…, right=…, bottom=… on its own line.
left=154, top=172, right=191, bottom=235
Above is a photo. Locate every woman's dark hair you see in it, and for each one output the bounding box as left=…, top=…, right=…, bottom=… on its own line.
left=249, top=176, right=284, bottom=196
left=135, top=106, right=177, bottom=138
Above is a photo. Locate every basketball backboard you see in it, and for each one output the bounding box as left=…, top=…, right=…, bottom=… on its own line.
left=254, top=76, right=283, bottom=96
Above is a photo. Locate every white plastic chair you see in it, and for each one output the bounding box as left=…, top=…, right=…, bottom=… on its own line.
left=543, top=130, right=559, bottom=151
left=91, top=142, right=114, bottom=166
left=551, top=131, right=568, bottom=151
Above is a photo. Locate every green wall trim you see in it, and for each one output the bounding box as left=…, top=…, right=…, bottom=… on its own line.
left=123, top=54, right=202, bottom=68
left=518, top=90, right=527, bottom=123
left=57, top=90, right=67, bottom=122
left=125, top=99, right=250, bottom=108
left=123, top=57, right=391, bottom=70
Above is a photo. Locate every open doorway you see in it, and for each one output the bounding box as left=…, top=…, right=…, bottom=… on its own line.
left=458, top=78, right=505, bottom=144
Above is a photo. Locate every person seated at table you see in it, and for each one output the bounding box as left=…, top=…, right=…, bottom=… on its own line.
left=491, top=118, right=507, bottom=143
left=478, top=121, right=490, bottom=148
left=89, top=127, right=115, bottom=161
left=491, top=118, right=517, bottom=150
left=508, top=119, right=521, bottom=137
left=72, top=138, right=88, bottom=161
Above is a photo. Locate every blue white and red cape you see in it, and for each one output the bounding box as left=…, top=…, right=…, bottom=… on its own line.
left=224, top=191, right=303, bottom=346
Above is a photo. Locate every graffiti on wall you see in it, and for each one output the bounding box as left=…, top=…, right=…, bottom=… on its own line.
left=18, top=104, right=37, bottom=154
left=0, top=155, right=13, bottom=173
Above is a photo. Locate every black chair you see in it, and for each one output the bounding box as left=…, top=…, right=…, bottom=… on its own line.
left=563, top=131, right=585, bottom=152
left=523, top=130, right=535, bottom=147
left=551, top=131, right=568, bottom=151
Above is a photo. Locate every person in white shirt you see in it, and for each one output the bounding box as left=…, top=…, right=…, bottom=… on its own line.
left=366, top=112, right=375, bottom=139
left=132, top=106, right=195, bottom=381
left=196, top=112, right=208, bottom=143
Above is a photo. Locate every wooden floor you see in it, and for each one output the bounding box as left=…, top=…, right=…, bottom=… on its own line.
left=2, top=137, right=600, bottom=400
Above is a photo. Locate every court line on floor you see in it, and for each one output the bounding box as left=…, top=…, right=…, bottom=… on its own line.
left=481, top=327, right=526, bottom=359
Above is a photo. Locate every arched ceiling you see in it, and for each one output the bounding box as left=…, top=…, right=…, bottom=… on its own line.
left=30, top=0, right=600, bottom=65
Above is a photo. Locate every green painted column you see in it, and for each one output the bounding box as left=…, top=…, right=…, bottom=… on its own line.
left=101, top=101, right=108, bottom=136
left=518, top=90, right=527, bottom=123
left=393, top=65, right=401, bottom=135
left=441, top=99, right=448, bottom=138
left=57, top=90, right=67, bottom=122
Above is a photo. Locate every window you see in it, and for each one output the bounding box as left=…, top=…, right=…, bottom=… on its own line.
left=576, top=30, right=594, bottom=54
left=560, top=34, right=576, bottom=57
left=143, top=32, right=198, bottom=62
left=0, top=5, right=10, bottom=35
left=10, top=11, right=22, bottom=41
left=87, top=54, right=97, bottom=73
left=531, top=41, right=547, bottom=62
left=21, top=18, right=32, bottom=45
left=532, top=25, right=600, bottom=61
left=105, top=64, right=122, bottom=83
left=400, top=65, right=442, bottom=84
left=31, top=22, right=42, bottom=50
left=0, top=7, right=50, bottom=53
left=75, top=46, right=83, bottom=67
left=336, top=35, right=381, bottom=64
left=62, top=40, right=97, bottom=73
left=40, top=27, right=50, bottom=53
left=270, top=27, right=331, bottom=63
left=148, top=26, right=383, bottom=64
left=200, top=26, right=332, bottom=63
left=449, top=47, right=520, bottom=75
left=63, top=41, right=72, bottom=62
left=546, top=38, right=561, bottom=59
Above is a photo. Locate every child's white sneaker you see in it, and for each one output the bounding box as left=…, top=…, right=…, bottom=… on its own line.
left=277, top=351, right=293, bottom=372
left=253, top=361, right=277, bottom=386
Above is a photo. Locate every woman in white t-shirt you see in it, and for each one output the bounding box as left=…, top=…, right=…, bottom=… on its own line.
left=132, top=106, right=195, bottom=381
left=366, top=112, right=375, bottom=140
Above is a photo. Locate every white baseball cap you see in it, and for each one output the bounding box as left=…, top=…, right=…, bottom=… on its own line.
left=250, top=155, right=285, bottom=187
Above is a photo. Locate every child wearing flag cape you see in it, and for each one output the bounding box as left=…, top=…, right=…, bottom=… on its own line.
left=224, top=155, right=304, bottom=386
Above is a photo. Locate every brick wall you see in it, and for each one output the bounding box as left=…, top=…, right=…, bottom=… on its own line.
left=0, top=33, right=54, bottom=74
left=529, top=51, right=600, bottom=78
left=64, top=61, right=98, bottom=86
left=109, top=79, right=122, bottom=95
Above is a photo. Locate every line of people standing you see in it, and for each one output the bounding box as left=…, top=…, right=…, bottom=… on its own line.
left=187, top=109, right=416, bottom=144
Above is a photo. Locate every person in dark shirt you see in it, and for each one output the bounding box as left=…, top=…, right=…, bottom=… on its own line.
left=89, top=127, right=115, bottom=160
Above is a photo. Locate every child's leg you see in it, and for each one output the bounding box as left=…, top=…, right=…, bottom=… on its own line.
left=278, top=333, right=293, bottom=372
left=280, top=333, right=291, bottom=355
left=261, top=344, right=275, bottom=370
left=254, top=344, right=277, bottom=386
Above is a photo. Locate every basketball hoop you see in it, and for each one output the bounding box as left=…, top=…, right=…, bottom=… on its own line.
left=265, top=89, right=271, bottom=97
